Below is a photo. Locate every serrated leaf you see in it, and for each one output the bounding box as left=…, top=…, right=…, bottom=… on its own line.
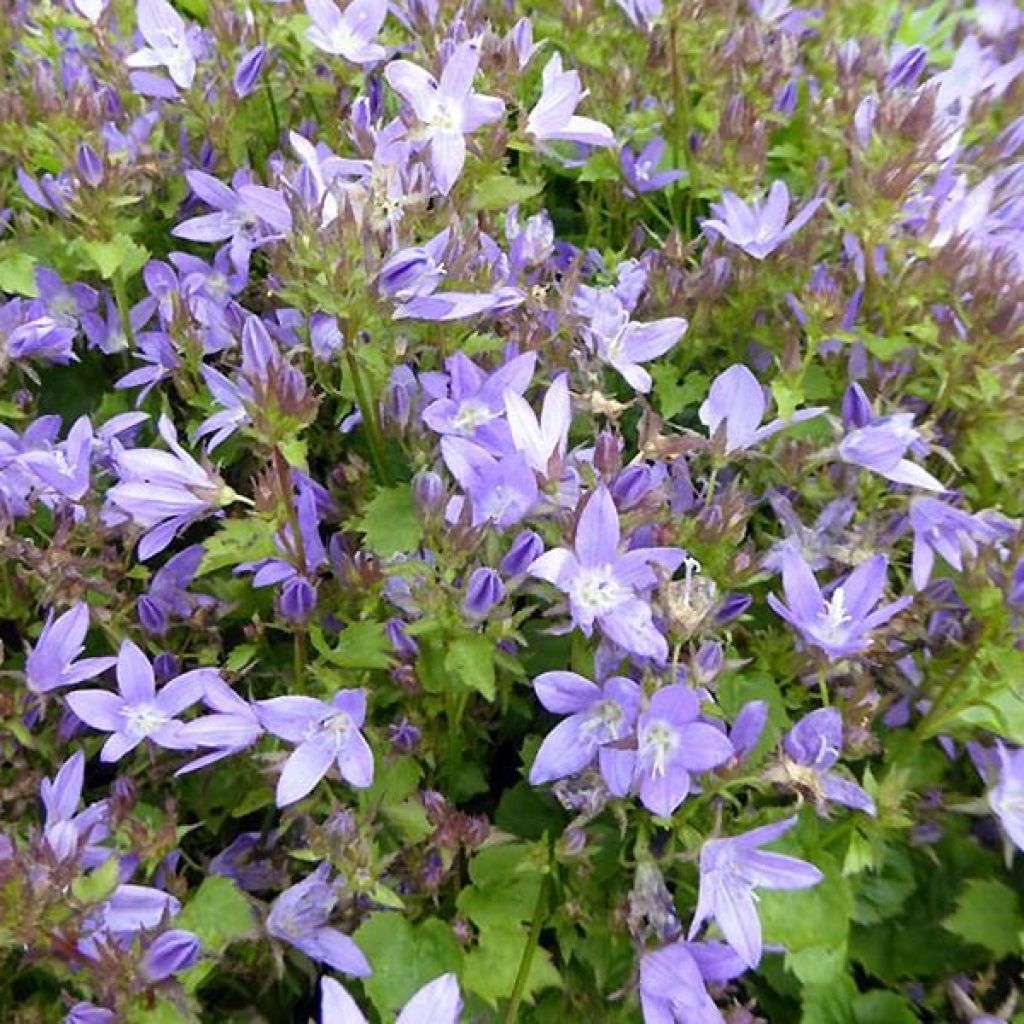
left=197, top=518, right=278, bottom=576
left=82, top=235, right=150, bottom=280
left=944, top=879, right=1023, bottom=957
left=176, top=876, right=258, bottom=954
left=353, top=485, right=424, bottom=556
left=0, top=251, right=38, bottom=296
left=312, top=620, right=392, bottom=670
left=470, top=175, right=544, bottom=212
left=446, top=633, right=496, bottom=701
left=852, top=991, right=918, bottom=1024
left=70, top=857, right=120, bottom=905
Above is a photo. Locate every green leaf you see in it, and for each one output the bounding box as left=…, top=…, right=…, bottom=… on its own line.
left=353, top=914, right=463, bottom=1019
left=70, top=857, right=119, bottom=905
left=354, top=485, right=424, bottom=556
left=0, top=251, right=38, bottom=296
left=470, top=175, right=544, bottom=212
left=760, top=850, right=852, bottom=953
left=312, top=620, right=393, bottom=670
left=446, top=634, right=496, bottom=701
left=852, top=991, right=918, bottom=1024
left=124, top=998, right=196, bottom=1024
left=82, top=235, right=150, bottom=280
left=772, top=378, right=803, bottom=421
left=176, top=877, right=258, bottom=954
left=944, top=879, right=1023, bottom=957
left=785, top=944, right=847, bottom=984
left=801, top=978, right=857, bottom=1024
left=197, top=518, right=278, bottom=576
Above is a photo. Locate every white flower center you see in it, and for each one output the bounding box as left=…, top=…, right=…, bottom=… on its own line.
left=581, top=699, right=626, bottom=744
left=570, top=565, right=631, bottom=617
left=640, top=720, right=678, bottom=778
left=318, top=711, right=353, bottom=752
left=453, top=400, right=494, bottom=433
left=427, top=97, right=463, bottom=134
left=123, top=703, right=168, bottom=738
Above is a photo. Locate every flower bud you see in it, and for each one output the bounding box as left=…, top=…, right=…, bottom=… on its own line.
left=234, top=46, right=267, bottom=99
left=413, top=470, right=445, bottom=516
left=463, top=568, right=505, bottom=618
left=143, top=930, right=202, bottom=981
left=75, top=143, right=104, bottom=187
left=138, top=595, right=168, bottom=636
left=278, top=576, right=317, bottom=623
left=841, top=382, right=873, bottom=429
left=153, top=652, right=180, bottom=683
left=500, top=530, right=543, bottom=577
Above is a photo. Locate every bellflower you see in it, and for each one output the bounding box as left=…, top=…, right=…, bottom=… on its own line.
left=526, top=55, right=615, bottom=149
left=781, top=709, right=876, bottom=815
left=503, top=373, right=571, bottom=478
left=65, top=640, right=221, bottom=762
left=767, top=550, right=912, bottom=660
left=19, top=414, right=94, bottom=502
left=621, top=138, right=684, bottom=195
left=305, top=0, right=387, bottom=65
left=610, top=685, right=734, bottom=817
left=698, top=364, right=824, bottom=453
left=423, top=351, right=536, bottom=452
left=702, top=181, right=822, bottom=259
left=639, top=939, right=747, bottom=1024
left=989, top=743, right=1024, bottom=853
left=908, top=497, right=1000, bottom=590
left=384, top=42, right=504, bottom=195
left=838, top=414, right=945, bottom=492
left=138, top=544, right=207, bottom=635
left=528, top=671, right=641, bottom=785
left=25, top=602, right=116, bottom=695
left=40, top=750, right=110, bottom=865
left=142, top=930, right=202, bottom=981
left=175, top=686, right=263, bottom=775
left=689, top=817, right=823, bottom=967
left=576, top=289, right=688, bottom=393
left=107, top=414, right=239, bottom=560
left=125, top=0, right=203, bottom=90
left=257, top=689, right=374, bottom=806
left=528, top=485, right=685, bottom=661
left=441, top=437, right=539, bottom=528
left=266, top=863, right=371, bottom=976
left=321, top=973, right=461, bottom=1023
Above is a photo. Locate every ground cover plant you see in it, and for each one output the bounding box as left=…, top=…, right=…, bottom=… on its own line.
left=0, top=0, right=1023, bottom=1020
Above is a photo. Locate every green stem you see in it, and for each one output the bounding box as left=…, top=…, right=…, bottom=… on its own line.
left=343, top=347, right=391, bottom=485
left=112, top=269, right=136, bottom=352
left=264, top=77, right=281, bottom=143
left=501, top=874, right=549, bottom=1024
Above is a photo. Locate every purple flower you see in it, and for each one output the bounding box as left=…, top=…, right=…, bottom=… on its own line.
left=40, top=750, right=110, bottom=865
left=702, top=181, right=822, bottom=259
left=767, top=550, right=912, bottom=660
left=639, top=939, right=746, bottom=1024
left=142, top=929, right=202, bottom=980
left=698, top=364, right=824, bottom=453
left=989, top=743, right=1024, bottom=852
left=305, top=0, right=387, bottom=65
left=441, top=437, right=539, bottom=528
left=529, top=485, right=684, bottom=661
left=25, top=602, right=116, bottom=695
left=175, top=685, right=263, bottom=775
left=782, top=709, right=875, bottom=815
left=689, top=817, right=823, bottom=967
left=65, top=640, right=219, bottom=762
left=266, top=863, right=370, bottom=975
left=65, top=1004, right=115, bottom=1024
left=526, top=55, right=615, bottom=149
left=528, top=671, right=641, bottom=785
left=576, top=290, right=687, bottom=393
left=125, top=0, right=202, bottom=90
left=908, top=497, right=1000, bottom=590
left=385, top=42, right=504, bottom=195
left=107, top=414, right=239, bottom=560
left=613, top=685, right=734, bottom=817
left=138, top=544, right=207, bottom=635
left=503, top=373, right=571, bottom=478
left=321, top=972, right=461, bottom=1023
left=257, top=689, right=374, bottom=806
left=838, top=414, right=945, bottom=492
left=621, top=138, right=683, bottom=194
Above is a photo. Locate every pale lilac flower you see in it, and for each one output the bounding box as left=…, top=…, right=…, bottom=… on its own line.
left=528, top=485, right=685, bottom=661
left=305, top=0, right=387, bottom=65
left=615, top=0, right=663, bottom=30
left=385, top=42, right=504, bottom=195
left=125, top=0, right=202, bottom=90
left=689, top=817, right=823, bottom=967
left=528, top=671, right=641, bottom=785
left=175, top=686, right=263, bottom=775
left=838, top=414, right=946, bottom=492
left=65, top=640, right=219, bottom=762
left=40, top=750, right=110, bottom=865
left=698, top=364, right=824, bottom=453
left=96, top=884, right=180, bottom=935
left=610, top=685, right=734, bottom=817
left=782, top=709, right=875, bottom=815
left=767, top=550, right=911, bottom=660
left=25, top=603, right=116, bottom=695
left=639, top=939, right=746, bottom=1024
left=441, top=437, right=539, bottom=528
left=107, top=414, right=239, bottom=560
left=266, top=863, right=370, bottom=975
left=989, top=743, right=1024, bottom=853
left=526, top=55, right=615, bottom=149
left=621, top=137, right=684, bottom=194
left=65, top=1003, right=114, bottom=1024
left=576, top=289, right=687, bottom=393
left=138, top=544, right=207, bottom=635
left=70, top=0, right=107, bottom=22
left=503, top=373, right=571, bottom=478
left=908, top=497, right=1000, bottom=590
left=702, top=181, right=822, bottom=259
left=321, top=973, right=461, bottom=1023
left=19, top=414, right=93, bottom=502
left=257, top=689, right=374, bottom=806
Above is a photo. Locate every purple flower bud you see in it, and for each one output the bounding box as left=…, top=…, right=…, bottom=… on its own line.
left=388, top=716, right=421, bottom=752
left=386, top=618, right=419, bottom=658
left=594, top=431, right=621, bottom=477
left=75, top=143, right=104, bottom=187
left=138, top=595, right=169, bottom=636
left=294, top=164, right=321, bottom=214
left=886, top=45, right=927, bottom=90
left=612, top=465, right=656, bottom=509
left=234, top=45, right=266, bottom=99
left=730, top=700, right=768, bottom=760
left=463, top=568, right=505, bottom=618
left=413, top=470, right=445, bottom=516
left=278, top=576, right=317, bottom=623
left=310, top=313, right=342, bottom=362
left=501, top=530, right=544, bottom=577
left=715, top=592, right=752, bottom=624
left=153, top=652, right=180, bottom=683
left=65, top=1004, right=115, bottom=1024
left=836, top=39, right=860, bottom=77
left=775, top=80, right=798, bottom=117
left=694, top=641, right=724, bottom=683
left=841, top=382, right=873, bottom=429
left=142, top=929, right=202, bottom=981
